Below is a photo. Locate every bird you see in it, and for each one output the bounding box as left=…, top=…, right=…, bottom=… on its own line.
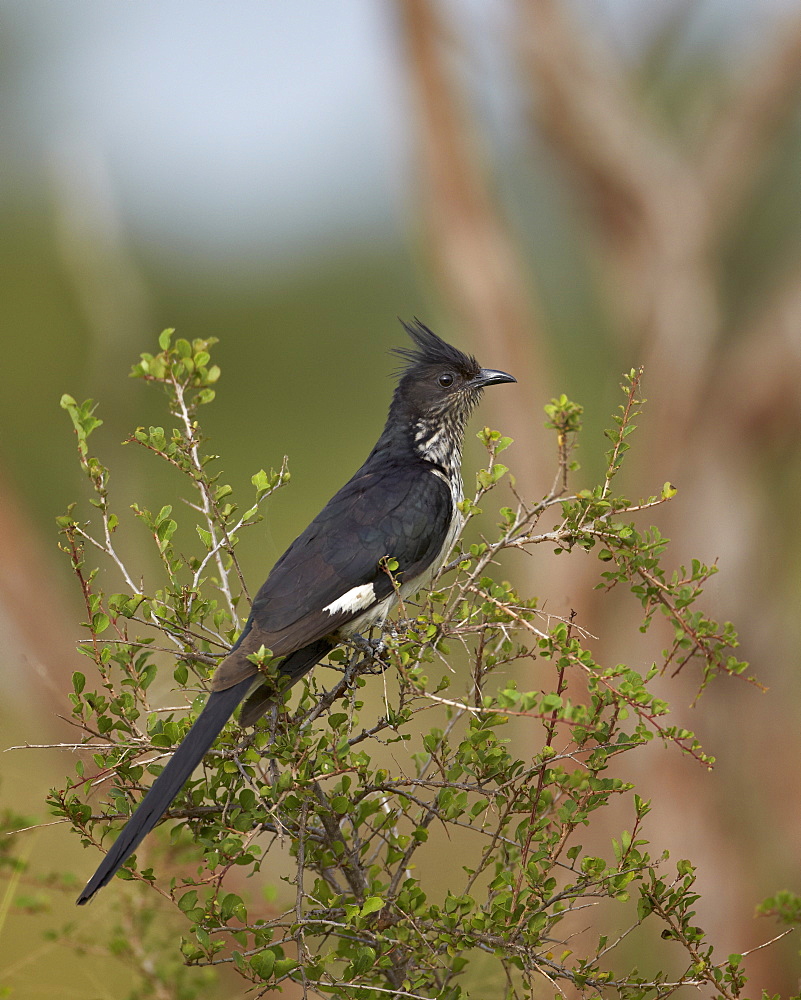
left=76, top=319, right=516, bottom=904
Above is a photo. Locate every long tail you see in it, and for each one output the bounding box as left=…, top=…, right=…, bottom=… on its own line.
left=76, top=675, right=253, bottom=905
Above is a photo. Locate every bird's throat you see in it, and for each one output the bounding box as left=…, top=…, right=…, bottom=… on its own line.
left=412, top=414, right=465, bottom=482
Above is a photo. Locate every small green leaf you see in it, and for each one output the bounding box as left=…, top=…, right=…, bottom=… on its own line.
left=220, top=892, right=247, bottom=922
left=177, top=890, right=198, bottom=913
left=91, top=613, right=110, bottom=635
left=273, top=958, right=297, bottom=978
left=361, top=896, right=383, bottom=917
left=249, top=949, right=275, bottom=980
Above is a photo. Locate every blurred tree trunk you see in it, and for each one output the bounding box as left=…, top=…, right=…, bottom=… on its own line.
left=397, top=0, right=801, bottom=989
left=0, top=471, right=83, bottom=734
left=397, top=0, right=550, bottom=506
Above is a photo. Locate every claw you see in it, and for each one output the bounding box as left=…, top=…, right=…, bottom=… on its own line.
left=346, top=633, right=390, bottom=673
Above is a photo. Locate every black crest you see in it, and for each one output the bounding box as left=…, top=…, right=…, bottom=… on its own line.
left=393, top=319, right=479, bottom=381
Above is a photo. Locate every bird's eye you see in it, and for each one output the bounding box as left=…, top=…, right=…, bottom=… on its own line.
left=438, top=372, right=454, bottom=388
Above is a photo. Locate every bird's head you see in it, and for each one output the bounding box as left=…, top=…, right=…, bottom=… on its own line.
left=392, top=319, right=516, bottom=424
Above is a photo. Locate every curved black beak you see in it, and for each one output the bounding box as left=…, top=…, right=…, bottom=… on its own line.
left=471, top=368, right=517, bottom=388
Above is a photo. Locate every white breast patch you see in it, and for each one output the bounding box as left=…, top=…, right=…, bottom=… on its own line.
left=323, top=583, right=376, bottom=617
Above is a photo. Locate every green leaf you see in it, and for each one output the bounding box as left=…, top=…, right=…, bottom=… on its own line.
left=91, top=613, right=110, bottom=635
left=249, top=949, right=275, bottom=980
left=220, top=892, right=247, bottom=922
left=177, top=890, right=198, bottom=914
left=272, top=958, right=297, bottom=978
left=361, top=896, right=383, bottom=917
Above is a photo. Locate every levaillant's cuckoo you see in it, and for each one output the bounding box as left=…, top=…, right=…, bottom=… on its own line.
left=76, top=319, right=515, bottom=904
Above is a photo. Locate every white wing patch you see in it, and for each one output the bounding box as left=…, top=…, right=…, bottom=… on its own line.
left=323, top=583, right=376, bottom=617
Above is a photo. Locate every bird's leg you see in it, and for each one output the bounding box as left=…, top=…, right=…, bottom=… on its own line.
left=347, top=633, right=379, bottom=659
left=346, top=632, right=391, bottom=675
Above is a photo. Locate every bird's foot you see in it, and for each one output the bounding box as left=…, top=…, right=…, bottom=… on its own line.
left=347, top=634, right=389, bottom=673
left=349, top=633, right=381, bottom=656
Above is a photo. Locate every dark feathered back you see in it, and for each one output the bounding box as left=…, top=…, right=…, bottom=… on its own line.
left=393, top=319, right=479, bottom=381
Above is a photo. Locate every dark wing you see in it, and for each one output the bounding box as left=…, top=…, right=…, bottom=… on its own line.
left=211, top=464, right=452, bottom=691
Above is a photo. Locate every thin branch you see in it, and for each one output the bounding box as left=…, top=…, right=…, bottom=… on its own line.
left=169, top=372, right=244, bottom=617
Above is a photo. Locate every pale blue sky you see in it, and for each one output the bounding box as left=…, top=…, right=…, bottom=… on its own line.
left=2, top=1, right=795, bottom=268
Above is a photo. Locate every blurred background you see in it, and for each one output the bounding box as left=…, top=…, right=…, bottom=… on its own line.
left=1, top=0, right=800, bottom=995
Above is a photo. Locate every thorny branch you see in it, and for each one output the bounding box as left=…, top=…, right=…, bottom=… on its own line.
left=49, top=338, right=767, bottom=998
